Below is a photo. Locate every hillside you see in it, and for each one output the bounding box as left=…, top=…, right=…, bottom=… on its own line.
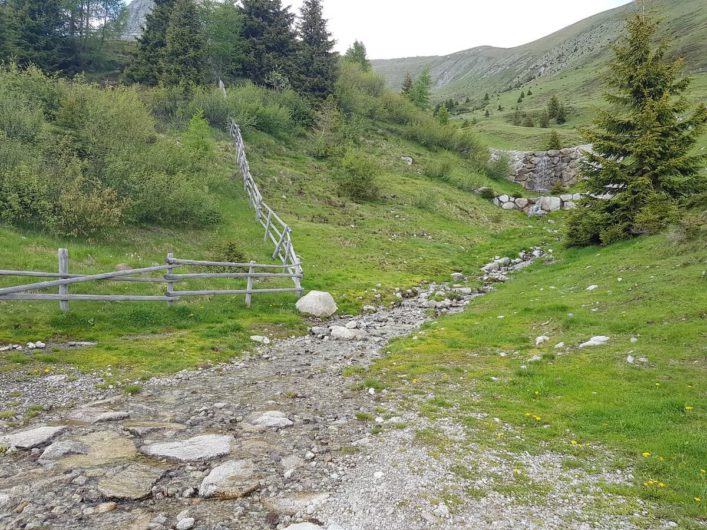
left=373, top=0, right=707, bottom=98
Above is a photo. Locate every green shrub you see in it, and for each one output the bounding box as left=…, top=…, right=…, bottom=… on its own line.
left=485, top=154, right=510, bottom=180
left=187, top=88, right=231, bottom=129
left=53, top=177, right=125, bottom=238
left=338, top=150, right=380, bottom=202
left=182, top=110, right=214, bottom=159
left=424, top=160, right=453, bottom=180
left=335, top=62, right=385, bottom=118
left=0, top=90, right=45, bottom=143
left=0, top=163, right=55, bottom=229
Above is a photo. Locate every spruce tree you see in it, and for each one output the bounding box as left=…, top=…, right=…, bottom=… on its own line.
left=555, top=103, right=567, bottom=124
left=401, top=72, right=413, bottom=96
left=0, top=2, right=11, bottom=59
left=343, top=40, right=370, bottom=71
left=124, top=0, right=176, bottom=84
left=408, top=66, right=432, bottom=110
left=547, top=95, right=560, bottom=119
left=295, top=0, right=337, bottom=99
left=567, top=13, right=707, bottom=246
left=437, top=104, right=450, bottom=125
left=7, top=0, right=75, bottom=72
left=161, top=0, right=206, bottom=87
left=240, top=0, right=297, bottom=87
left=202, top=0, right=244, bottom=83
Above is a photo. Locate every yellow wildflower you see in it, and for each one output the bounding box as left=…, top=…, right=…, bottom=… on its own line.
left=642, top=452, right=651, bottom=458
left=695, top=497, right=702, bottom=503
left=685, top=406, right=694, bottom=411
left=571, top=440, right=579, bottom=445
left=513, top=468, right=522, bottom=475
left=658, top=482, right=666, bottom=488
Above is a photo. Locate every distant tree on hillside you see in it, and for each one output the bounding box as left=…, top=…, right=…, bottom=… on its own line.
left=566, top=13, right=707, bottom=246
left=343, top=40, right=370, bottom=71
left=401, top=72, right=413, bottom=96
left=240, top=0, right=297, bottom=87
left=295, top=0, right=338, bottom=99
left=555, top=103, right=567, bottom=124
left=547, top=94, right=560, bottom=119
left=437, top=103, right=449, bottom=125
left=125, top=0, right=176, bottom=84
left=538, top=110, right=550, bottom=128
left=407, top=66, right=432, bottom=110
left=161, top=0, right=206, bottom=86
left=545, top=130, right=561, bottom=150
left=484, top=109, right=490, bottom=118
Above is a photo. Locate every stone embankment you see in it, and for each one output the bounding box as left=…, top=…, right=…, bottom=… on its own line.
left=491, top=145, right=591, bottom=192
left=493, top=193, right=583, bottom=215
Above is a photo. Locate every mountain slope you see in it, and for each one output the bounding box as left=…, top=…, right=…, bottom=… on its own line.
left=372, top=0, right=707, bottom=98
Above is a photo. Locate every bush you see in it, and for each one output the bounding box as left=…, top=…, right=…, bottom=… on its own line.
left=335, top=62, right=385, bottom=118
left=187, top=88, right=231, bottom=129
left=545, top=130, right=562, bottom=150
left=182, top=110, right=214, bottom=159
left=485, top=154, right=510, bottom=180
left=53, top=177, right=125, bottom=238
left=424, top=160, right=453, bottom=180
left=0, top=163, right=55, bottom=229
left=338, top=150, right=380, bottom=202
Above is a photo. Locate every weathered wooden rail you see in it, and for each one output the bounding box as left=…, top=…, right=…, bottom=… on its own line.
left=0, top=249, right=303, bottom=312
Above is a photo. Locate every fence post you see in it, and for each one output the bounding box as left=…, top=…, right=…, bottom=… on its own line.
left=166, top=253, right=175, bottom=305
left=263, top=210, right=272, bottom=242
left=58, top=248, right=69, bottom=313
left=245, top=261, right=255, bottom=308
left=272, top=227, right=289, bottom=260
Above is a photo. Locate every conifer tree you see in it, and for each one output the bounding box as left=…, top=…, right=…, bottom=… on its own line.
left=401, top=72, right=413, bottom=96
left=567, top=13, right=707, bottom=246
left=408, top=66, right=432, bottom=110
left=202, top=0, right=244, bottom=83
left=547, top=94, right=560, bottom=119
left=161, top=0, right=206, bottom=87
left=125, top=0, right=176, bottom=84
left=343, top=40, right=370, bottom=71
left=555, top=103, right=567, bottom=124
left=7, top=0, right=75, bottom=72
left=295, top=0, right=337, bottom=98
left=546, top=130, right=561, bottom=150
left=0, top=3, right=11, bottom=59
left=240, top=0, right=297, bottom=87
left=437, top=104, right=450, bottom=125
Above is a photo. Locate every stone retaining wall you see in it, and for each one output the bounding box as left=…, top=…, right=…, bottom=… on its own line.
left=493, top=193, right=583, bottom=215
left=491, top=145, right=591, bottom=192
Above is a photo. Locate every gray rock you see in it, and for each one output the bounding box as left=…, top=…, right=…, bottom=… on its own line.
left=176, top=518, right=195, bottom=530
left=39, top=440, right=89, bottom=463
left=282, top=524, right=324, bottom=530
left=141, top=434, right=233, bottom=461
left=97, top=463, right=165, bottom=500
left=502, top=201, right=517, bottom=210
left=250, top=335, right=270, bottom=345
left=451, top=272, right=466, bottom=282
left=515, top=198, right=529, bottom=208
left=248, top=411, right=293, bottom=429
left=579, top=336, right=610, bottom=348
left=263, top=493, right=330, bottom=515
left=538, top=196, right=562, bottom=212
left=330, top=326, right=360, bottom=341
left=199, top=460, right=259, bottom=499
left=66, top=408, right=129, bottom=424
left=0, top=426, right=67, bottom=449
left=296, top=291, right=338, bottom=318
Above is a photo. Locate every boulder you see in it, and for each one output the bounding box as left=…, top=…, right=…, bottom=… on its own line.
left=296, top=291, right=337, bottom=318
left=451, top=272, right=466, bottom=282
left=247, top=411, right=293, bottom=429
left=66, top=408, right=129, bottom=424
left=501, top=202, right=517, bottom=210
left=97, top=463, right=165, bottom=500
left=579, top=336, right=610, bottom=348
left=330, top=326, right=360, bottom=340
left=39, top=440, right=89, bottom=463
left=515, top=198, right=529, bottom=209
left=538, top=196, right=562, bottom=212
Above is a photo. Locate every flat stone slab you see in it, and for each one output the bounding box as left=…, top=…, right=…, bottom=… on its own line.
left=0, top=426, right=67, bottom=450
left=263, top=493, right=330, bottom=515
left=66, top=408, right=129, bottom=424
left=57, top=431, right=137, bottom=469
left=122, top=421, right=187, bottom=437
left=247, top=411, right=293, bottom=429
left=199, top=460, right=259, bottom=499
left=141, top=434, right=233, bottom=461
left=97, top=463, right=165, bottom=500
left=39, top=440, right=89, bottom=463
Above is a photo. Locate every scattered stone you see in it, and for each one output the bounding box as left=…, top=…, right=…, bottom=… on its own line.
left=626, top=355, right=635, bottom=364
left=401, top=156, right=414, bottom=165
left=39, top=440, right=89, bottom=463
left=66, top=408, right=129, bottom=424
left=176, top=518, right=195, bottom=530
left=96, top=502, right=117, bottom=514
left=282, top=524, right=324, bottom=530
left=433, top=503, right=450, bottom=518
left=451, top=272, right=466, bottom=282
left=535, top=336, right=549, bottom=346
left=97, top=463, right=165, bottom=500
left=296, top=291, right=338, bottom=318
left=263, top=493, right=329, bottom=515
left=58, top=430, right=137, bottom=469
left=0, top=426, right=67, bottom=450
left=248, top=411, right=294, bottom=429
left=199, top=460, right=259, bottom=499
left=250, top=335, right=271, bottom=345
left=141, top=434, right=233, bottom=461
left=586, top=285, right=599, bottom=291
left=330, top=326, right=359, bottom=341
left=579, top=336, right=610, bottom=348
left=554, top=342, right=566, bottom=349
left=631, top=337, right=639, bottom=343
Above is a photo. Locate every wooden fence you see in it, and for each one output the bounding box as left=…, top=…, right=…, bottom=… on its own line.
left=0, top=250, right=303, bottom=312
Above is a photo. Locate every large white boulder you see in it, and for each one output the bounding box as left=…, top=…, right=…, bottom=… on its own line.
left=296, top=291, right=337, bottom=318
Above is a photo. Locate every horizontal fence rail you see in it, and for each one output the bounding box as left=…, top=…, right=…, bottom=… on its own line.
left=0, top=249, right=302, bottom=312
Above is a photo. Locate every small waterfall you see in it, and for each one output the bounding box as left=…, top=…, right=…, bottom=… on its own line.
left=534, top=153, right=550, bottom=192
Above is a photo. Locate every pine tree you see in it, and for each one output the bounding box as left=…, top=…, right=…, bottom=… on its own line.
left=203, top=0, right=244, bottom=83
left=400, top=72, right=413, bottom=96
left=545, top=130, right=561, bottom=150
left=555, top=103, right=567, bottom=124
left=161, top=0, right=206, bottom=87
left=437, top=104, right=449, bottom=125
left=483, top=93, right=489, bottom=102
left=408, top=66, right=432, bottom=110
left=0, top=2, right=11, bottom=59
left=538, top=109, right=550, bottom=128
left=343, top=40, right=370, bottom=71
left=7, top=0, right=76, bottom=72
left=484, top=109, right=490, bottom=118
left=125, top=0, right=176, bottom=84
left=240, top=0, right=297, bottom=87
left=567, top=13, right=707, bottom=246
left=547, top=94, right=560, bottom=119
left=295, top=0, right=337, bottom=99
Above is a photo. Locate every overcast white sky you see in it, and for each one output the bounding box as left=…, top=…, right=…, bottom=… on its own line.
left=284, top=0, right=635, bottom=59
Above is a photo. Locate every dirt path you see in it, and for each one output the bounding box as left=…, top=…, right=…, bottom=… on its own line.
left=0, top=251, right=655, bottom=530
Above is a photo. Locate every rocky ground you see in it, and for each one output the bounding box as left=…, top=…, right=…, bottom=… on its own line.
left=0, top=250, right=661, bottom=530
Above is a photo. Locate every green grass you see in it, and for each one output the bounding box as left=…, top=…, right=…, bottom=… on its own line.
left=368, top=226, right=706, bottom=525
left=0, top=121, right=542, bottom=380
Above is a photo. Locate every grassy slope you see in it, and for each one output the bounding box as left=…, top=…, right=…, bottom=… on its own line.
left=373, top=0, right=707, bottom=152
left=0, top=124, right=541, bottom=382
left=365, top=223, right=706, bottom=524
